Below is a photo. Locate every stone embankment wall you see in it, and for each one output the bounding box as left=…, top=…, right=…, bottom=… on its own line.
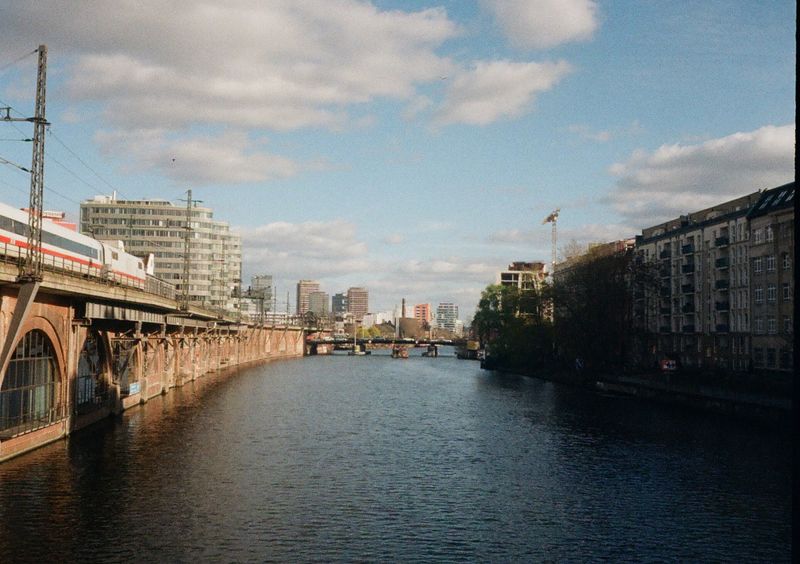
left=0, top=288, right=304, bottom=463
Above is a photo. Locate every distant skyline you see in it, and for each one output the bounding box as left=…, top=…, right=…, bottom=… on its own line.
left=0, top=1, right=794, bottom=321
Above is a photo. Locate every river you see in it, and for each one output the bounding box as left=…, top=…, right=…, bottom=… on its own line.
left=0, top=348, right=792, bottom=562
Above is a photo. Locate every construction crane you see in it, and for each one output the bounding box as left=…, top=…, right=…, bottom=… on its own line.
left=542, top=208, right=559, bottom=276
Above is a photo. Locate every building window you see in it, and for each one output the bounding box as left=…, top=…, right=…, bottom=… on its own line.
left=753, top=347, right=764, bottom=367
left=754, top=317, right=764, bottom=333
left=784, top=317, right=793, bottom=334
left=765, top=226, right=774, bottom=242
left=767, top=316, right=776, bottom=334
left=766, top=348, right=776, bottom=368
left=753, top=229, right=762, bottom=244
left=782, top=283, right=791, bottom=301
left=753, top=257, right=762, bottom=273
left=766, top=255, right=776, bottom=272
left=783, top=253, right=791, bottom=270
left=0, top=330, right=60, bottom=434
left=766, top=284, right=776, bottom=303
left=754, top=286, right=764, bottom=304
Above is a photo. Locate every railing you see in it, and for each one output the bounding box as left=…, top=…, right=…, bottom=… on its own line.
left=0, top=404, right=67, bottom=440
left=715, top=301, right=730, bottom=311
left=715, top=236, right=729, bottom=247
left=681, top=263, right=695, bottom=273
left=659, top=249, right=672, bottom=259
left=681, top=244, right=694, bottom=255
left=682, top=324, right=696, bottom=333
left=1, top=240, right=175, bottom=301
left=715, top=324, right=730, bottom=333
left=659, top=268, right=671, bottom=278
left=681, top=303, right=695, bottom=313
left=681, top=283, right=694, bottom=294
left=659, top=306, right=672, bottom=314
left=715, top=279, right=729, bottom=290
left=715, top=257, right=729, bottom=269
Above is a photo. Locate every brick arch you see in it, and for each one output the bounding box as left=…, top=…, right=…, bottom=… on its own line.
left=0, top=315, right=66, bottom=392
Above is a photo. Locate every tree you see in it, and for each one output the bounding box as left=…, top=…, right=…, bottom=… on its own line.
left=472, top=284, right=553, bottom=371
left=550, top=248, right=635, bottom=371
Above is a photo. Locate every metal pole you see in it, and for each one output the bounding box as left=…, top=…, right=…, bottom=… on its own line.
left=181, top=189, right=192, bottom=310
left=20, top=45, right=48, bottom=281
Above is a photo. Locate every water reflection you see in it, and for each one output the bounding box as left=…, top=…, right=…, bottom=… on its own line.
left=0, top=354, right=791, bottom=562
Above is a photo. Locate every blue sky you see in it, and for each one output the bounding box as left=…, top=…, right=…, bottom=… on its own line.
left=0, top=0, right=794, bottom=320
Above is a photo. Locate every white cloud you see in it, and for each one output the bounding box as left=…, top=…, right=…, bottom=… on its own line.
left=95, top=129, right=299, bottom=185
left=482, top=0, right=599, bottom=49
left=568, top=120, right=644, bottom=143
left=435, top=59, right=572, bottom=126
left=608, top=124, right=795, bottom=226
left=2, top=1, right=459, bottom=131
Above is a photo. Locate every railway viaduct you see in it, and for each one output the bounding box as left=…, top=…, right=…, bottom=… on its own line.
left=0, top=261, right=304, bottom=463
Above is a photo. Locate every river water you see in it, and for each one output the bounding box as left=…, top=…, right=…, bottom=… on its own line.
left=0, top=349, right=792, bottom=562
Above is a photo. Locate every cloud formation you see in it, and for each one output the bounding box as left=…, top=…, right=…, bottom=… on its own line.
left=608, top=124, right=795, bottom=226
left=3, top=1, right=459, bottom=131
left=482, top=0, right=599, bottom=49
left=435, top=59, right=572, bottom=126
left=95, top=129, right=299, bottom=185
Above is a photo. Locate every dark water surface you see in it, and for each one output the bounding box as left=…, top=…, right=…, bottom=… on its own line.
left=0, top=350, right=792, bottom=562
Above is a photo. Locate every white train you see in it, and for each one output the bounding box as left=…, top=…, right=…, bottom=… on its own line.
left=0, top=200, right=149, bottom=289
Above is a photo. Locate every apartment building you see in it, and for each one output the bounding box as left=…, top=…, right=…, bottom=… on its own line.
left=747, top=185, right=794, bottom=373
left=633, top=182, right=793, bottom=374
left=497, top=261, right=547, bottom=290
left=80, top=194, right=241, bottom=312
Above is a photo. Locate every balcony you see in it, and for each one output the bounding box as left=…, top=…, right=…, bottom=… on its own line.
left=715, top=324, right=730, bottom=333
left=681, top=283, right=694, bottom=294
left=681, top=263, right=695, bottom=274
left=682, top=324, right=696, bottom=333
left=715, top=257, right=729, bottom=269
left=681, top=243, right=694, bottom=255
left=659, top=249, right=672, bottom=259
left=681, top=303, right=695, bottom=314
left=715, top=235, right=729, bottom=247
left=715, top=301, right=729, bottom=311
left=715, top=279, right=729, bottom=290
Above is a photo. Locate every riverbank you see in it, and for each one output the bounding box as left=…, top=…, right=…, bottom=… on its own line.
left=479, top=359, right=791, bottom=426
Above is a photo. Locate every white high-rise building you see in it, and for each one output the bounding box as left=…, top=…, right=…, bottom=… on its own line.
left=435, top=302, right=459, bottom=332
left=80, top=194, right=241, bottom=312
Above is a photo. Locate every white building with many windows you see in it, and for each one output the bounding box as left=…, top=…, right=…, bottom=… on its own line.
left=80, top=194, right=241, bottom=313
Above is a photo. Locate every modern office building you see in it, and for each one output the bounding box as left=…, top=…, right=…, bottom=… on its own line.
left=633, top=182, right=793, bottom=374
left=332, top=292, right=348, bottom=318
left=80, top=194, right=241, bottom=312
left=296, top=280, right=321, bottom=315
left=250, top=275, right=273, bottom=311
left=435, top=302, right=459, bottom=333
left=346, top=287, right=369, bottom=322
left=308, top=290, right=330, bottom=317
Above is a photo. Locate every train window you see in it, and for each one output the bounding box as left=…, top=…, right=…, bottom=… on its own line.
left=112, top=251, right=119, bottom=260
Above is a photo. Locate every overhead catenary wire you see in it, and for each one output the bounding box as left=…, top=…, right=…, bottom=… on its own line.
left=0, top=49, right=37, bottom=75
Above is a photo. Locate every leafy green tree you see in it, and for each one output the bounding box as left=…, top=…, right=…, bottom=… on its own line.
left=472, top=283, right=553, bottom=371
